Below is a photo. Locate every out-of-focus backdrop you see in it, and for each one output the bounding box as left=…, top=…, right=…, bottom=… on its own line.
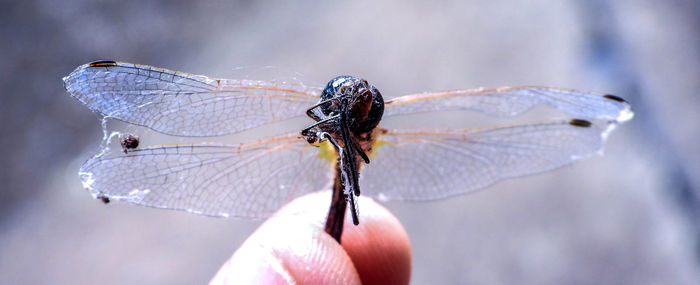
left=1, top=0, right=699, bottom=284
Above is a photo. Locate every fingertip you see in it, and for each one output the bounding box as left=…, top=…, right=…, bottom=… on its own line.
left=212, top=191, right=412, bottom=285
left=211, top=191, right=362, bottom=284
left=342, top=196, right=412, bottom=285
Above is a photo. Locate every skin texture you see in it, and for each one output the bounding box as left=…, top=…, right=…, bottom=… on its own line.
left=210, top=191, right=412, bottom=285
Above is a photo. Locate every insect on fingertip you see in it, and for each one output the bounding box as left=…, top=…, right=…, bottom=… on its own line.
left=66, top=60, right=634, bottom=246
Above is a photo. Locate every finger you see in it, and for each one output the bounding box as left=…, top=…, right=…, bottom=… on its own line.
left=341, top=196, right=412, bottom=285
left=210, top=190, right=359, bottom=284
left=210, top=190, right=411, bottom=285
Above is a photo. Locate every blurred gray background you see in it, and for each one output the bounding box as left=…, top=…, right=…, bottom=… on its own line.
left=1, top=0, right=699, bottom=284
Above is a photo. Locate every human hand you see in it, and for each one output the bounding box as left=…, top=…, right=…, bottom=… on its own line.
left=210, top=190, right=411, bottom=284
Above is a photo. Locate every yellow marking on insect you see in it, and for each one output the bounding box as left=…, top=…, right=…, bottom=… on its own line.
left=315, top=140, right=337, bottom=164
left=369, top=140, right=390, bottom=158
left=313, top=139, right=388, bottom=163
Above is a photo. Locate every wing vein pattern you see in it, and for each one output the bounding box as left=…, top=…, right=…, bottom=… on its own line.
left=384, top=86, right=633, bottom=123
left=80, top=134, right=333, bottom=218
left=361, top=121, right=604, bottom=201
left=63, top=62, right=322, bottom=136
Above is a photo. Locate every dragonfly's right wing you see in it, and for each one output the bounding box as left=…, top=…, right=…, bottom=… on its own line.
left=80, top=133, right=334, bottom=218
left=384, top=86, right=634, bottom=123
left=360, top=120, right=608, bottom=201
left=366, top=85, right=634, bottom=201
left=63, top=61, right=322, bottom=137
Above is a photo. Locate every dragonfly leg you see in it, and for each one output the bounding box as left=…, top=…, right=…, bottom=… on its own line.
left=305, top=98, right=335, bottom=121
left=320, top=132, right=342, bottom=151
left=325, top=166, right=347, bottom=243
left=337, top=111, right=363, bottom=197
left=347, top=192, right=360, bottom=225
left=301, top=114, right=339, bottom=137
left=352, top=140, right=370, bottom=164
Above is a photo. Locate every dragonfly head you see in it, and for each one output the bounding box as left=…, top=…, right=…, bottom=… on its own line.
left=320, top=76, right=384, bottom=134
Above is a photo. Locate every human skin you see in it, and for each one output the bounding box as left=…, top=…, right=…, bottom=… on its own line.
left=210, top=190, right=412, bottom=285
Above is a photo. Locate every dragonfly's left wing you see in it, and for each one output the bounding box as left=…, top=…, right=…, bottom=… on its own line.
left=79, top=133, right=334, bottom=218
left=360, top=120, right=608, bottom=201
left=63, top=61, right=322, bottom=137
left=384, top=86, right=633, bottom=123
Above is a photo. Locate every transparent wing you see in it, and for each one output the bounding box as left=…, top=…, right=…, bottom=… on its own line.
left=384, top=86, right=634, bottom=123
left=80, top=133, right=334, bottom=218
left=360, top=120, right=605, bottom=201
left=63, top=61, right=322, bottom=137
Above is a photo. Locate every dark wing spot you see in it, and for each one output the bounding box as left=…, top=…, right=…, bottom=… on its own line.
left=569, top=119, right=592, bottom=127
left=97, top=194, right=110, bottom=204
left=89, top=60, right=118, bottom=67
left=604, top=94, right=627, bottom=103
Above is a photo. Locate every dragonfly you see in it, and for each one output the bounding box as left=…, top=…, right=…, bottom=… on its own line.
left=63, top=60, right=633, bottom=243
